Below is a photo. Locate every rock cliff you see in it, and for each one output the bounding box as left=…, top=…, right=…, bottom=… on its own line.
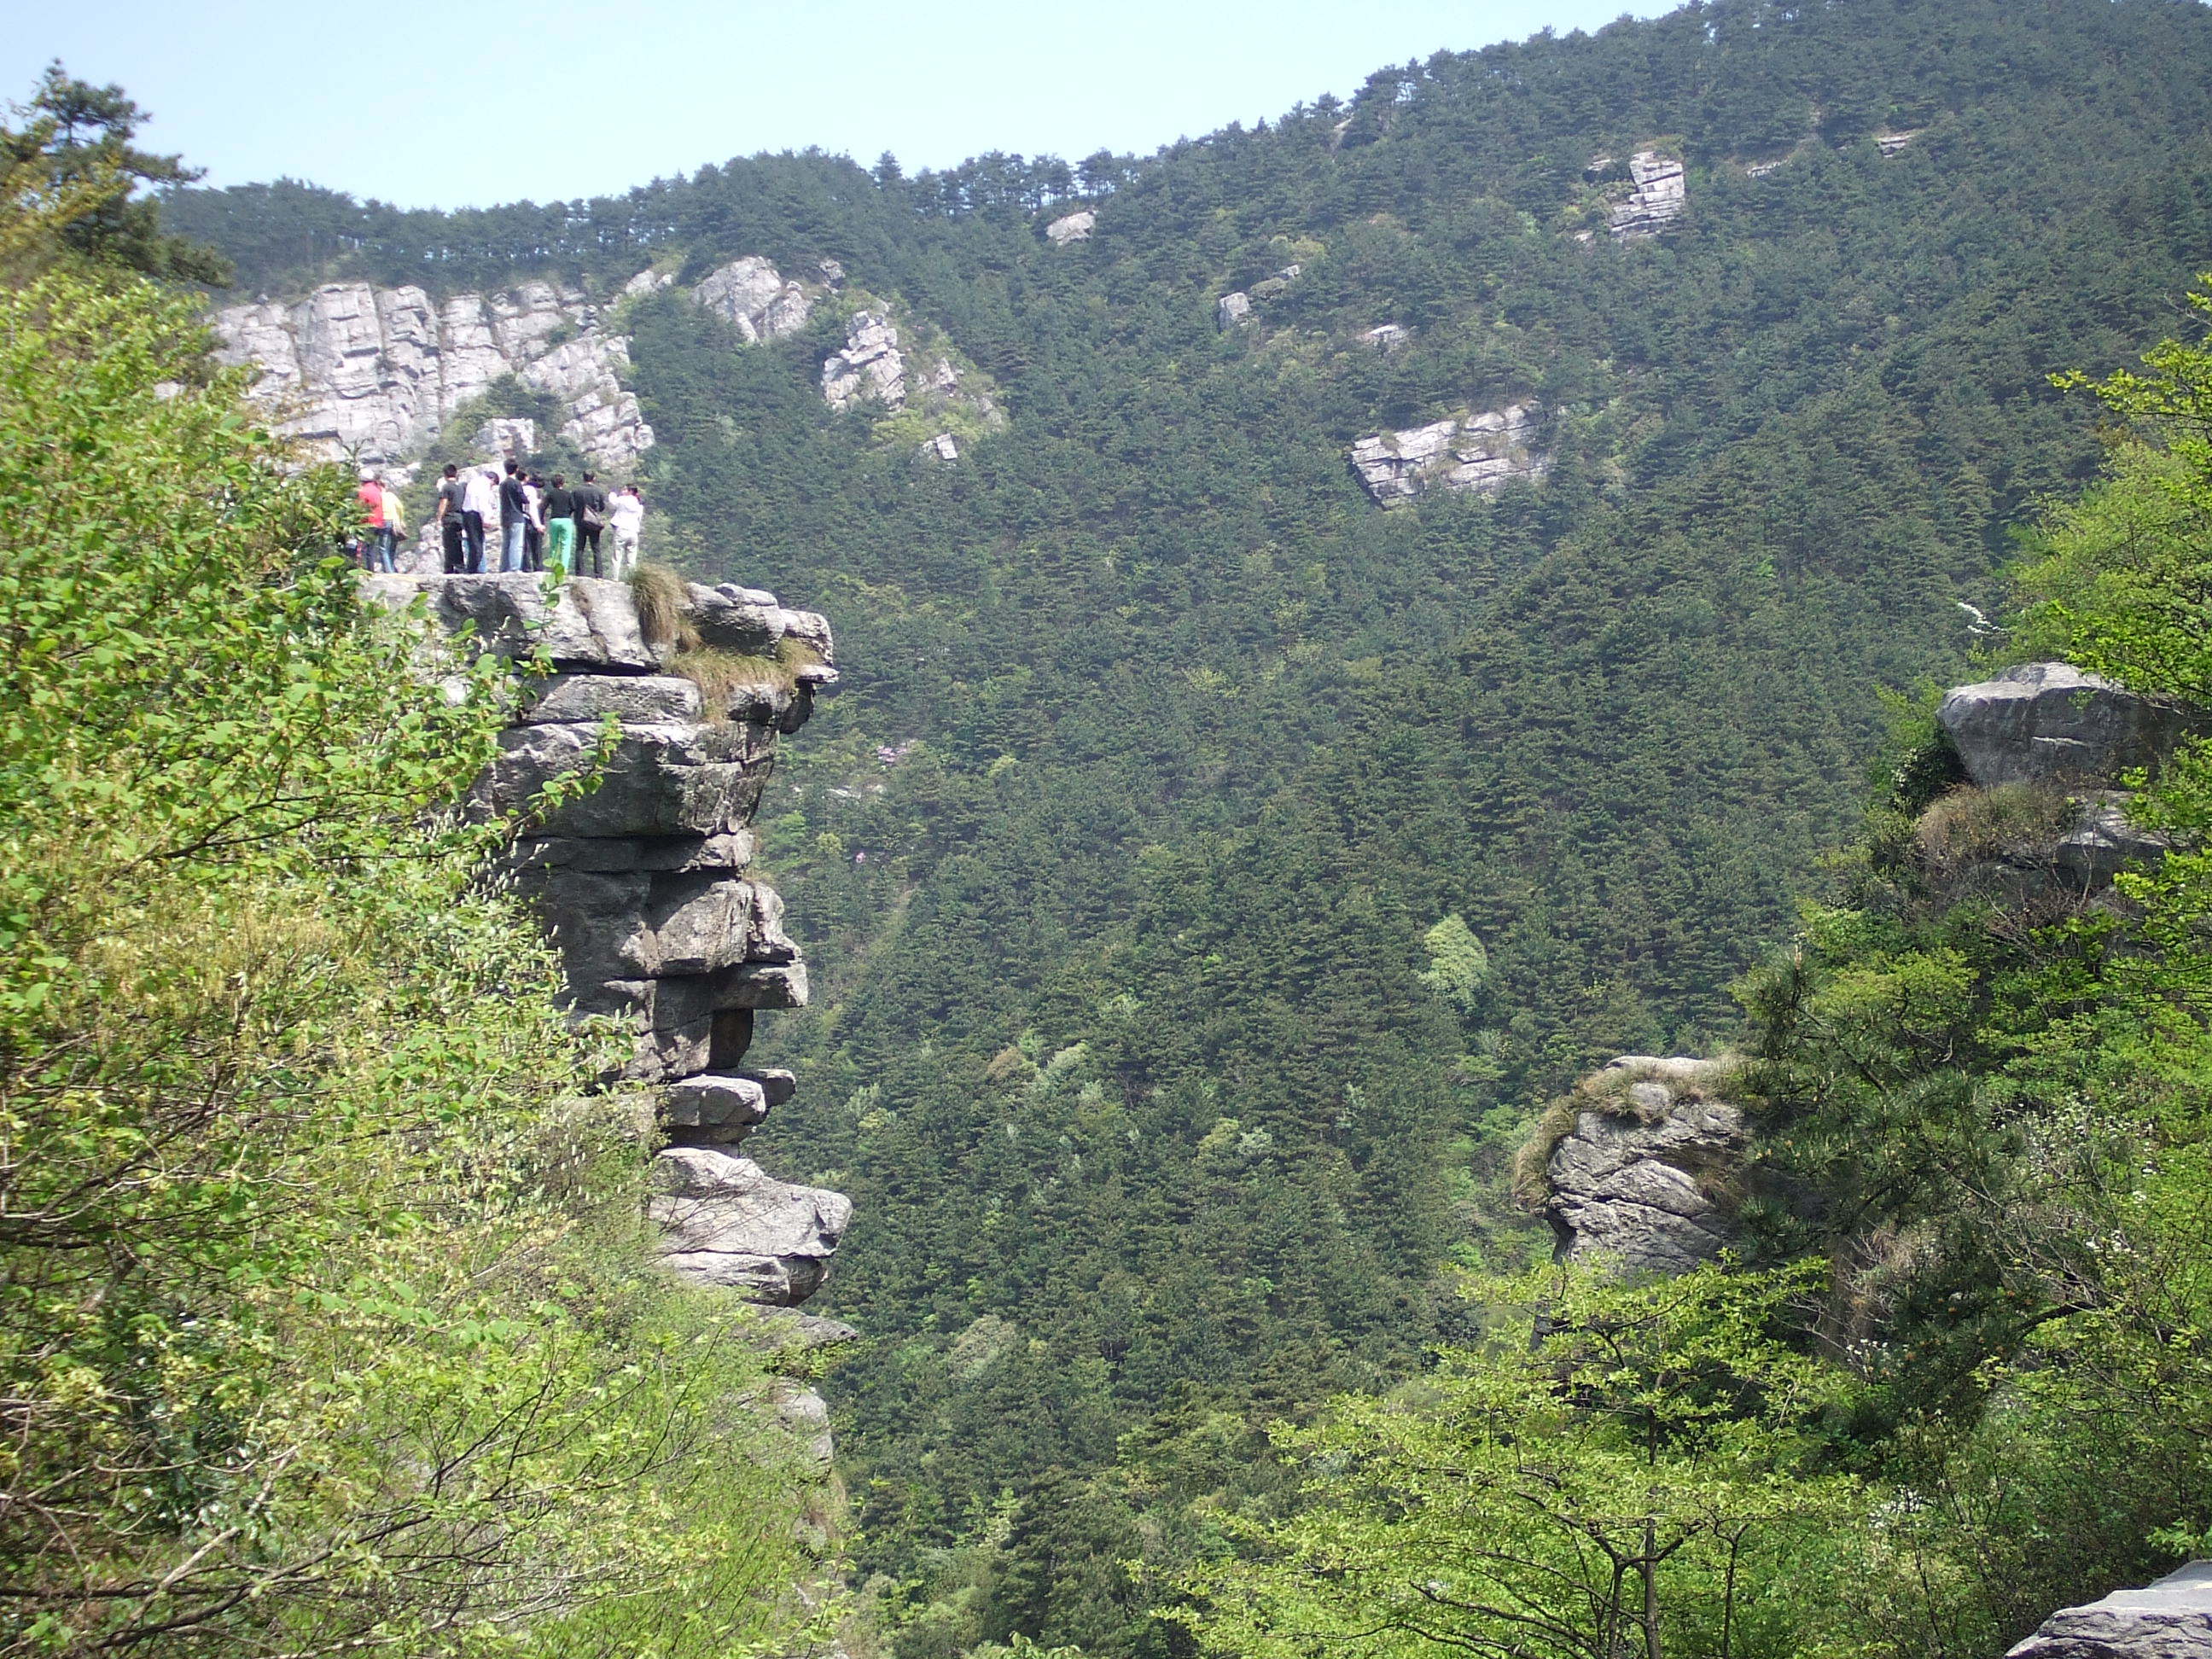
left=1348, top=403, right=1547, bottom=505
left=363, top=571, right=850, bottom=1305
left=1586, top=149, right=1687, bottom=239
left=214, top=279, right=655, bottom=479
left=1528, top=1056, right=1749, bottom=1276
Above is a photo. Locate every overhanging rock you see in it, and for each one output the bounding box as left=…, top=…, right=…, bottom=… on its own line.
left=1937, top=663, right=2193, bottom=789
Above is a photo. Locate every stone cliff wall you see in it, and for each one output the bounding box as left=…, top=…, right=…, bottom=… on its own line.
left=364, top=571, right=851, bottom=1307
left=216, top=280, right=655, bottom=480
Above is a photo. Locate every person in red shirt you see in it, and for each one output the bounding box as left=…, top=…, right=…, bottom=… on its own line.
left=354, top=472, right=396, bottom=572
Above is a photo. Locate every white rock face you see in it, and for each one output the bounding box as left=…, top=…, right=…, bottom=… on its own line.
left=471, top=417, right=537, bottom=459
left=693, top=256, right=815, bottom=344
left=822, top=310, right=909, bottom=410
left=212, top=277, right=655, bottom=472
left=1348, top=403, right=1547, bottom=506
left=1360, top=323, right=1408, bottom=352
left=923, top=432, right=961, bottom=462
left=1217, top=291, right=1253, bottom=331
left=1875, top=128, right=1924, bottom=155
left=1607, top=150, right=1687, bottom=239
left=1045, top=209, right=1096, bottom=246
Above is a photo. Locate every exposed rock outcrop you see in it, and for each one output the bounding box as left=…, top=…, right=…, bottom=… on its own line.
left=818, top=310, right=1003, bottom=436
left=1045, top=210, right=1096, bottom=245
left=366, top=571, right=848, bottom=1306
left=213, top=279, right=655, bottom=476
left=694, top=256, right=816, bottom=344
left=2006, top=1561, right=2212, bottom=1658
left=1937, top=664, right=2193, bottom=789
left=1216, top=292, right=1254, bottom=331
left=654, top=1147, right=852, bottom=1304
left=1348, top=403, right=1547, bottom=506
left=822, top=311, right=908, bottom=410
left=1534, top=1057, right=1749, bottom=1277
left=1587, top=149, right=1687, bottom=239
left=1360, top=323, right=1408, bottom=352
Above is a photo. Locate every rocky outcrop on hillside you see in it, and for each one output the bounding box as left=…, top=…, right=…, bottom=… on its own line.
left=213, top=279, right=654, bottom=478
left=1045, top=210, right=1096, bottom=245
left=1585, top=150, right=1687, bottom=239
left=818, top=308, right=1003, bottom=458
left=364, top=572, right=848, bottom=1306
left=694, top=256, right=816, bottom=344
left=1349, top=403, right=1547, bottom=505
left=1937, top=663, right=2193, bottom=789
left=1533, top=1057, right=1749, bottom=1276
left=1928, top=663, right=2193, bottom=899
left=1527, top=665, right=2195, bottom=1278
left=2006, top=1561, right=2212, bottom=1657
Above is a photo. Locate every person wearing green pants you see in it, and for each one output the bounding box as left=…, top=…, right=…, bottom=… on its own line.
left=542, top=474, right=578, bottom=577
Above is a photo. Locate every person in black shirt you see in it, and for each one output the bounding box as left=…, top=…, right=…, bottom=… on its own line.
left=434, top=463, right=467, bottom=574
left=572, top=471, right=609, bottom=577
left=498, top=463, right=532, bottom=572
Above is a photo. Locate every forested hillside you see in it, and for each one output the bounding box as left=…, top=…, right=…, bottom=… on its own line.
left=166, top=2, right=2212, bottom=1651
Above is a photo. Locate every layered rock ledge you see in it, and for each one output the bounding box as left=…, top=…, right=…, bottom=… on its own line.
left=2006, top=1560, right=2212, bottom=1658
left=1529, top=1055, right=1749, bottom=1277
left=215, top=279, right=654, bottom=479
left=369, top=571, right=849, bottom=1306
left=1349, top=403, right=1547, bottom=506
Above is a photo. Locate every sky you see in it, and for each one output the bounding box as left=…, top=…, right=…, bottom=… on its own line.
left=2, top=1, right=1675, bottom=212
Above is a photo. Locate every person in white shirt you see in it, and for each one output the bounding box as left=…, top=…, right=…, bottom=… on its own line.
left=609, top=486, right=645, bottom=579
left=460, top=469, right=499, bottom=573
left=521, top=474, right=545, bottom=572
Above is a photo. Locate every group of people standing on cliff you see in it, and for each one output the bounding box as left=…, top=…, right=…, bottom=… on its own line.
left=352, top=463, right=648, bottom=580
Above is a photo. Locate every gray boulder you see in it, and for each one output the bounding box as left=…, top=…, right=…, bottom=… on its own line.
left=686, top=583, right=788, bottom=655
left=664, top=1073, right=772, bottom=1144
left=2056, top=793, right=2172, bottom=885
left=2007, top=1562, right=2212, bottom=1658
left=520, top=673, right=702, bottom=725
left=1543, top=1057, right=1749, bottom=1276
left=573, top=960, right=808, bottom=1081
left=1937, top=664, right=2193, bottom=789
left=478, top=719, right=772, bottom=838
left=364, top=573, right=655, bottom=672
left=527, top=865, right=758, bottom=982
left=652, top=1147, right=853, bottom=1305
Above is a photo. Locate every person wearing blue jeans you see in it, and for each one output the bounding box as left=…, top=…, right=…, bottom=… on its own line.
left=499, top=463, right=532, bottom=572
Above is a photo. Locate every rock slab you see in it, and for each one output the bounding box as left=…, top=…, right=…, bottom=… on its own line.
left=653, top=1147, right=853, bottom=1305
left=1937, top=664, right=2193, bottom=789
left=2007, top=1562, right=2212, bottom=1658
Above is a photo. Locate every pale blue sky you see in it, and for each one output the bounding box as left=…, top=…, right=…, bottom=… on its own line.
left=3, top=1, right=1674, bottom=211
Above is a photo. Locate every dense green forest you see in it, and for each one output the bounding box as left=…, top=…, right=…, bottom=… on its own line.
left=129, top=0, right=2212, bottom=1653
left=0, top=73, right=832, bottom=1657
